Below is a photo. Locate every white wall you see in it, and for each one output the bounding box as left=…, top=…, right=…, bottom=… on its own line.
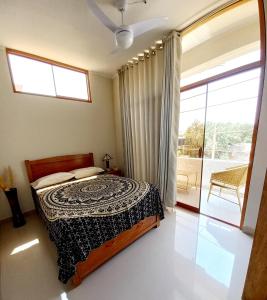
left=243, top=0, right=267, bottom=231
left=0, top=48, right=116, bottom=220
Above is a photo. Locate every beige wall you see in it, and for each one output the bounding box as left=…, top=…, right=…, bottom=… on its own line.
left=0, top=48, right=116, bottom=220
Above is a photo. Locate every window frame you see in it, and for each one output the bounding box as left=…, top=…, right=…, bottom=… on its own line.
left=181, top=61, right=262, bottom=92
left=6, top=48, right=92, bottom=103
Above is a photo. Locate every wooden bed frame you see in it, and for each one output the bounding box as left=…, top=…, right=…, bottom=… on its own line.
left=25, top=153, right=160, bottom=286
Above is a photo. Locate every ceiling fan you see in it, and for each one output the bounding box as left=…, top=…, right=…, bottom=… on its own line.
left=86, top=0, right=168, bottom=50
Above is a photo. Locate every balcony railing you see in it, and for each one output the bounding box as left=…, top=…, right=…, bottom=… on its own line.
left=177, top=156, right=249, bottom=188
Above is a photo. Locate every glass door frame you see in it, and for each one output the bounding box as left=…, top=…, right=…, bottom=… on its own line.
left=178, top=58, right=265, bottom=227
left=176, top=85, right=208, bottom=214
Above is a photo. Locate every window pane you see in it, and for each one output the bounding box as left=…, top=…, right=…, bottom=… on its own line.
left=53, top=66, right=89, bottom=100
left=8, top=54, right=56, bottom=96
left=177, top=87, right=206, bottom=209
left=181, top=93, right=206, bottom=113
left=181, top=50, right=260, bottom=87
left=204, top=68, right=260, bottom=161
left=181, top=85, right=206, bottom=100
left=180, top=86, right=206, bottom=113
left=207, top=69, right=260, bottom=108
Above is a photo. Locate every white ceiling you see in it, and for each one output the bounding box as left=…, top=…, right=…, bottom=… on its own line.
left=0, top=0, right=232, bottom=76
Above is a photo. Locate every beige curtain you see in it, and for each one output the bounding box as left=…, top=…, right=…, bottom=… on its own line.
left=158, top=31, right=181, bottom=207
left=118, top=31, right=181, bottom=207
left=119, top=48, right=163, bottom=184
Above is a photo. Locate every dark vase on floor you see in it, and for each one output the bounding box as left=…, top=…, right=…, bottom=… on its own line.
left=4, top=188, right=26, bottom=228
left=106, top=160, right=110, bottom=169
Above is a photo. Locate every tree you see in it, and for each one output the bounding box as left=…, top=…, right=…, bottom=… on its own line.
left=184, top=120, right=204, bottom=149
left=181, top=120, right=253, bottom=160
left=204, top=122, right=253, bottom=159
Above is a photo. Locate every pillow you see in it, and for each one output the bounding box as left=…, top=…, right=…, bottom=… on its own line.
left=70, top=167, right=104, bottom=179
left=31, top=172, right=74, bottom=190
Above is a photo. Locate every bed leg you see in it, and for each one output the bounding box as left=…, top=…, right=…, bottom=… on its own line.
left=154, top=215, right=160, bottom=228
left=72, top=272, right=82, bottom=287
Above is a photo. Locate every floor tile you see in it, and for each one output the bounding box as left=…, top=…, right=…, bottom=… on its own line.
left=0, top=209, right=252, bottom=300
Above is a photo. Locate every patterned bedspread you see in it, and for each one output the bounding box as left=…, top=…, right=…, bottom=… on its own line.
left=36, top=175, right=164, bottom=283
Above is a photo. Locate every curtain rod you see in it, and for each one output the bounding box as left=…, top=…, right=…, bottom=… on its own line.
left=180, top=0, right=251, bottom=36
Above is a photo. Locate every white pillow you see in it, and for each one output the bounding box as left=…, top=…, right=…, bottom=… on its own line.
left=31, top=172, right=74, bottom=189
left=70, top=167, right=104, bottom=179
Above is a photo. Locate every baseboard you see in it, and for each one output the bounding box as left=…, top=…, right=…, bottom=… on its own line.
left=242, top=226, right=255, bottom=236
left=0, top=209, right=36, bottom=225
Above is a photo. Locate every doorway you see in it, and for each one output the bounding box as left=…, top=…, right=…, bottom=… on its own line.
left=177, top=66, right=261, bottom=226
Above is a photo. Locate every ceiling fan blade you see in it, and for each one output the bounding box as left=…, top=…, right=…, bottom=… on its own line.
left=86, top=0, right=118, bottom=33
left=131, top=17, right=168, bottom=38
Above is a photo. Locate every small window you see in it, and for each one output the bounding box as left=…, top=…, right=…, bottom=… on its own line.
left=6, top=49, right=91, bottom=102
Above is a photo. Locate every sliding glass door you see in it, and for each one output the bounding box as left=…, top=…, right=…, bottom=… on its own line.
left=177, top=67, right=260, bottom=225
left=176, top=86, right=206, bottom=211
left=200, top=68, right=260, bottom=225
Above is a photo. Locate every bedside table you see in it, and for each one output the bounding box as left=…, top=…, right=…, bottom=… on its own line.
left=104, top=169, right=122, bottom=176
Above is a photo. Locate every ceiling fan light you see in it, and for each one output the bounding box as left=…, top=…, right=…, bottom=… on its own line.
left=115, top=29, right=134, bottom=49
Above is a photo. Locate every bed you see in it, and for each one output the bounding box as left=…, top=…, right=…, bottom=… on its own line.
left=25, top=153, right=163, bottom=285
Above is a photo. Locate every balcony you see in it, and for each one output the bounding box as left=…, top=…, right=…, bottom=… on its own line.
left=177, top=156, right=247, bottom=226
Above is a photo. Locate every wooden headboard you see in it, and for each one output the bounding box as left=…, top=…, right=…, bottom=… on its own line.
left=25, top=153, right=94, bottom=182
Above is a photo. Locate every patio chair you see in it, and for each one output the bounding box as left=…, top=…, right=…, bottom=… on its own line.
left=207, top=164, right=248, bottom=211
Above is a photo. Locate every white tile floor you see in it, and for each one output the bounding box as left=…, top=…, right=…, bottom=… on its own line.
left=177, top=186, right=243, bottom=226
left=0, top=208, right=252, bottom=300
left=201, top=188, right=243, bottom=226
